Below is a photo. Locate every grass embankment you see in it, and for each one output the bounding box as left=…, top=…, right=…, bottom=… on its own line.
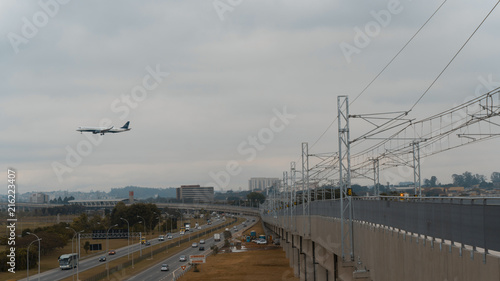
left=60, top=217, right=244, bottom=281
left=1, top=215, right=77, bottom=281
left=178, top=218, right=299, bottom=281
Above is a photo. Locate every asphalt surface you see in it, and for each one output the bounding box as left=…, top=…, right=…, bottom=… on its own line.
left=17, top=217, right=238, bottom=281
left=125, top=220, right=251, bottom=281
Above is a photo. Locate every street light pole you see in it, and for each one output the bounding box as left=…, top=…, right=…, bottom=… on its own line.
left=26, top=239, right=37, bottom=281
left=151, top=216, right=159, bottom=259
left=119, top=218, right=130, bottom=260
left=65, top=227, right=83, bottom=281
left=137, top=216, right=146, bottom=257
left=26, top=232, right=41, bottom=281
left=156, top=212, right=161, bottom=233
left=106, top=224, right=118, bottom=280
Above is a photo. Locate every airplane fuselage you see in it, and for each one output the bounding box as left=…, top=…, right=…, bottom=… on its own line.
left=76, top=121, right=131, bottom=135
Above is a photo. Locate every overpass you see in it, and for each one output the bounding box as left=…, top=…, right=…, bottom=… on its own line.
left=261, top=196, right=500, bottom=281
left=0, top=202, right=62, bottom=212
left=154, top=202, right=260, bottom=216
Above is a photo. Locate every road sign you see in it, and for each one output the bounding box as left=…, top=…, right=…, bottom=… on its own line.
left=189, top=254, right=206, bottom=264
left=181, top=265, right=187, bottom=270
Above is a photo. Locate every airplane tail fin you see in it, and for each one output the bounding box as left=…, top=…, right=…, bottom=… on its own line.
left=121, top=121, right=130, bottom=129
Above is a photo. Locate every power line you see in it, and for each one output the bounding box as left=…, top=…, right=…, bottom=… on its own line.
left=309, top=0, right=448, bottom=150
left=409, top=0, right=500, bottom=111
left=345, top=0, right=500, bottom=162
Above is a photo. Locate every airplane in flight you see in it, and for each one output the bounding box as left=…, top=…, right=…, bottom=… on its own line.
left=76, top=121, right=131, bottom=135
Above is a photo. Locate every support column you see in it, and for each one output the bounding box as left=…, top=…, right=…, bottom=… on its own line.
left=305, top=253, right=315, bottom=281
left=316, top=264, right=328, bottom=281
left=294, top=246, right=300, bottom=277
left=300, top=252, right=306, bottom=280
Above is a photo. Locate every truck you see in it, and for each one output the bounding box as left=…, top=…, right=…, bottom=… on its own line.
left=214, top=233, right=221, bottom=241
left=185, top=224, right=191, bottom=232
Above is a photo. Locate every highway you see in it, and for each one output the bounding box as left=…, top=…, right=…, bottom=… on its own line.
left=125, top=220, right=250, bottom=281
left=17, top=217, right=235, bottom=281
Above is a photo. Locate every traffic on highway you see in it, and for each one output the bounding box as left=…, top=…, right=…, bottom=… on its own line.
left=17, top=215, right=254, bottom=281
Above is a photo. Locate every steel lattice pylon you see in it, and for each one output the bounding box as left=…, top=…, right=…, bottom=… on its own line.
left=373, top=158, right=380, bottom=196
left=302, top=142, right=310, bottom=237
left=338, top=95, right=354, bottom=261
left=412, top=141, right=422, bottom=197
left=283, top=170, right=288, bottom=228
left=290, top=161, right=296, bottom=232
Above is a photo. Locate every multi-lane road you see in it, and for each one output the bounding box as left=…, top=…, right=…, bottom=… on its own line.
left=126, top=219, right=251, bottom=281
left=18, top=217, right=252, bottom=281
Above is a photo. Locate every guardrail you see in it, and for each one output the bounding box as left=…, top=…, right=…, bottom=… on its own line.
left=262, top=196, right=500, bottom=253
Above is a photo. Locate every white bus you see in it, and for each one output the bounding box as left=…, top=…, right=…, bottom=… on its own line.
left=58, top=253, right=78, bottom=270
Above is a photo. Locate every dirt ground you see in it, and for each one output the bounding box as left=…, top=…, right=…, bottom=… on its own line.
left=179, top=220, right=299, bottom=281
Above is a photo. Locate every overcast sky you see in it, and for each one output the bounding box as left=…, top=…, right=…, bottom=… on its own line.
left=1, top=0, right=499, bottom=194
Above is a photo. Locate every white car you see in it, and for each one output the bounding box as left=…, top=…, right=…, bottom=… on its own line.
left=256, top=239, right=267, bottom=245
left=179, top=255, right=187, bottom=262
left=192, top=242, right=198, bottom=248
left=199, top=239, right=205, bottom=244
left=161, top=264, right=169, bottom=271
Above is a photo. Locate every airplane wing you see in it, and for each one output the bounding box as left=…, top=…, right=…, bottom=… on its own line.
left=100, top=126, right=114, bottom=134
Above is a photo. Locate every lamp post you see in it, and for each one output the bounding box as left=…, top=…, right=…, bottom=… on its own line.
left=156, top=212, right=161, bottom=233
left=26, top=239, right=37, bottom=281
left=26, top=232, right=41, bottom=281
left=106, top=224, right=118, bottom=280
left=120, top=218, right=130, bottom=259
left=119, top=218, right=131, bottom=264
left=137, top=216, right=145, bottom=257
left=150, top=216, right=159, bottom=259
left=65, top=227, right=83, bottom=281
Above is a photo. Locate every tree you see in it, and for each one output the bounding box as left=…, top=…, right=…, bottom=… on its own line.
left=83, top=241, right=90, bottom=254
left=452, top=171, right=485, bottom=188
left=491, top=172, right=500, bottom=183
left=430, top=176, right=438, bottom=187
left=247, top=192, right=266, bottom=206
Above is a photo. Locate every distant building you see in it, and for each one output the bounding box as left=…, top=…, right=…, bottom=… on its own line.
left=248, top=177, right=280, bottom=192
left=176, top=185, right=214, bottom=202
left=68, top=198, right=134, bottom=208
left=30, top=193, right=49, bottom=204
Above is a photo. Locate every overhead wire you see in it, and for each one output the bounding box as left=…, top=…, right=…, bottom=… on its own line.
left=308, top=0, right=448, bottom=151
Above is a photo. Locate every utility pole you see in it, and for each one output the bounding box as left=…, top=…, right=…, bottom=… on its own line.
left=338, top=95, right=354, bottom=262
left=290, top=161, right=296, bottom=232
left=302, top=142, right=310, bottom=237
left=412, top=141, right=422, bottom=197
left=373, top=158, right=380, bottom=196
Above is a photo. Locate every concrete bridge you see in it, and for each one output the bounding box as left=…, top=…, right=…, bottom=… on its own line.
left=261, top=196, right=500, bottom=281
left=154, top=202, right=260, bottom=216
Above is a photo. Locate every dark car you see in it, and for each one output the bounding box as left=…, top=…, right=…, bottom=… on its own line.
left=145, top=241, right=151, bottom=246
left=199, top=246, right=205, bottom=251
left=99, top=256, right=106, bottom=262
left=108, top=250, right=116, bottom=255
